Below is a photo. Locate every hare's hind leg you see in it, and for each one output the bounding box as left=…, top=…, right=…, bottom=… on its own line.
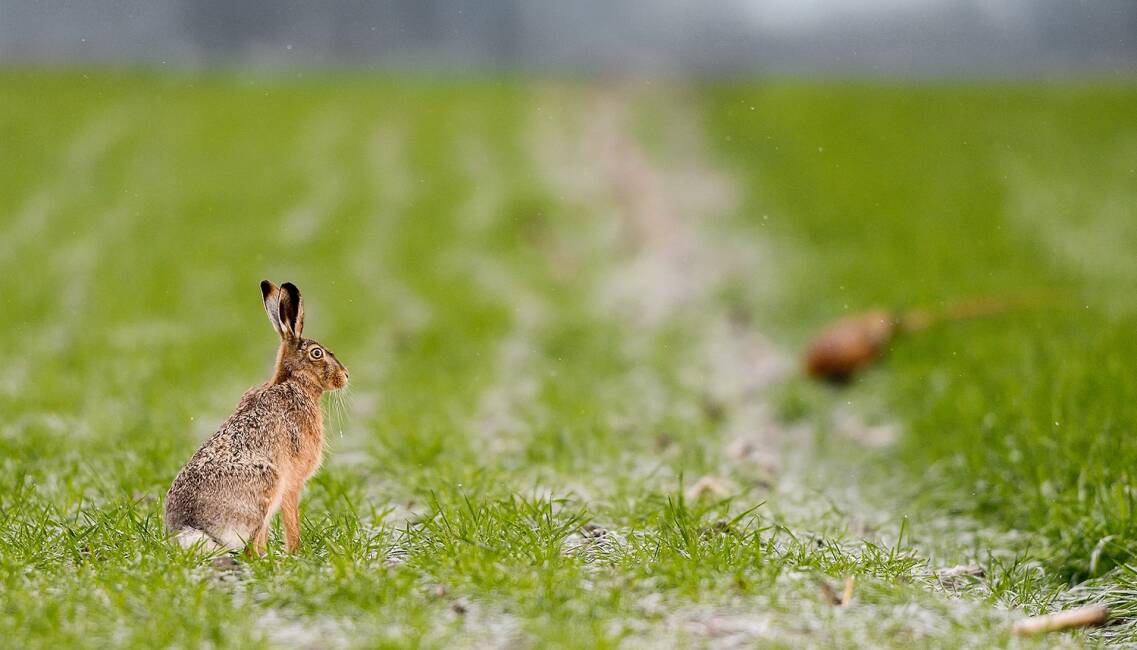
left=233, top=465, right=283, bottom=557
left=245, top=487, right=286, bottom=557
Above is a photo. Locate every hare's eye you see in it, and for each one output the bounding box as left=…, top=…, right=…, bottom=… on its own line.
left=310, top=347, right=324, bottom=360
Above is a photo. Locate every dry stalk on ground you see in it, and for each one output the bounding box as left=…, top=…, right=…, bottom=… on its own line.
left=1010, top=605, right=1109, bottom=636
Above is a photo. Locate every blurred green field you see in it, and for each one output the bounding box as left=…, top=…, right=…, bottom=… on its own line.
left=708, top=83, right=1137, bottom=577
left=1, top=71, right=1135, bottom=647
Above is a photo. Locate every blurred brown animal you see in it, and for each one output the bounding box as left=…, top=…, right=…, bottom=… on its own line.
left=804, top=309, right=896, bottom=383
left=805, top=292, right=1061, bottom=383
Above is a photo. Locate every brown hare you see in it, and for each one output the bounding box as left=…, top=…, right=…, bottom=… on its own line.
left=165, top=281, right=348, bottom=555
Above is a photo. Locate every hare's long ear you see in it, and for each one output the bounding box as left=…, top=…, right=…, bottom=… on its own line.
left=278, top=282, right=304, bottom=341
left=261, top=280, right=286, bottom=338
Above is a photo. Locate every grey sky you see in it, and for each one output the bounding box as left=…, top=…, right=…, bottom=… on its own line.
left=1, top=0, right=1134, bottom=76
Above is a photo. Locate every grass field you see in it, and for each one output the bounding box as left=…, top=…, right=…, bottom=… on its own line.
left=709, top=83, right=1137, bottom=569
left=2, top=71, right=1136, bottom=647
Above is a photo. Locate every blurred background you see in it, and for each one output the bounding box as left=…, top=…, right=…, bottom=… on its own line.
left=6, top=2, right=1137, bottom=647
left=3, top=0, right=1137, bottom=76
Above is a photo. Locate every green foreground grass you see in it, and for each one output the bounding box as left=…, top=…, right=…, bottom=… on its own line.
left=1, top=71, right=1135, bottom=647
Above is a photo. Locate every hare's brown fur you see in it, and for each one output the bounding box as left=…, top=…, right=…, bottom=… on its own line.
left=165, top=281, right=348, bottom=555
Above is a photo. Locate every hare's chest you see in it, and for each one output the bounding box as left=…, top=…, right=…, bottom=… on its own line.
left=283, top=417, right=324, bottom=480
left=297, top=441, right=324, bottom=480
left=293, top=418, right=325, bottom=479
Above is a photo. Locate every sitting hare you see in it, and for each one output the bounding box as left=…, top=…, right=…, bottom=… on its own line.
left=165, top=281, right=348, bottom=555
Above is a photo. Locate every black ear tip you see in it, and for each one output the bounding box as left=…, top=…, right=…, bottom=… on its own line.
left=260, top=280, right=275, bottom=298
left=281, top=282, right=301, bottom=298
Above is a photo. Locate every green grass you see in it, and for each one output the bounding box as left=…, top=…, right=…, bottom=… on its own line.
left=1, top=70, right=1133, bottom=647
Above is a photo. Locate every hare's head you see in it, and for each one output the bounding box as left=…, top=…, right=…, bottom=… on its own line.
left=261, top=281, right=349, bottom=392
